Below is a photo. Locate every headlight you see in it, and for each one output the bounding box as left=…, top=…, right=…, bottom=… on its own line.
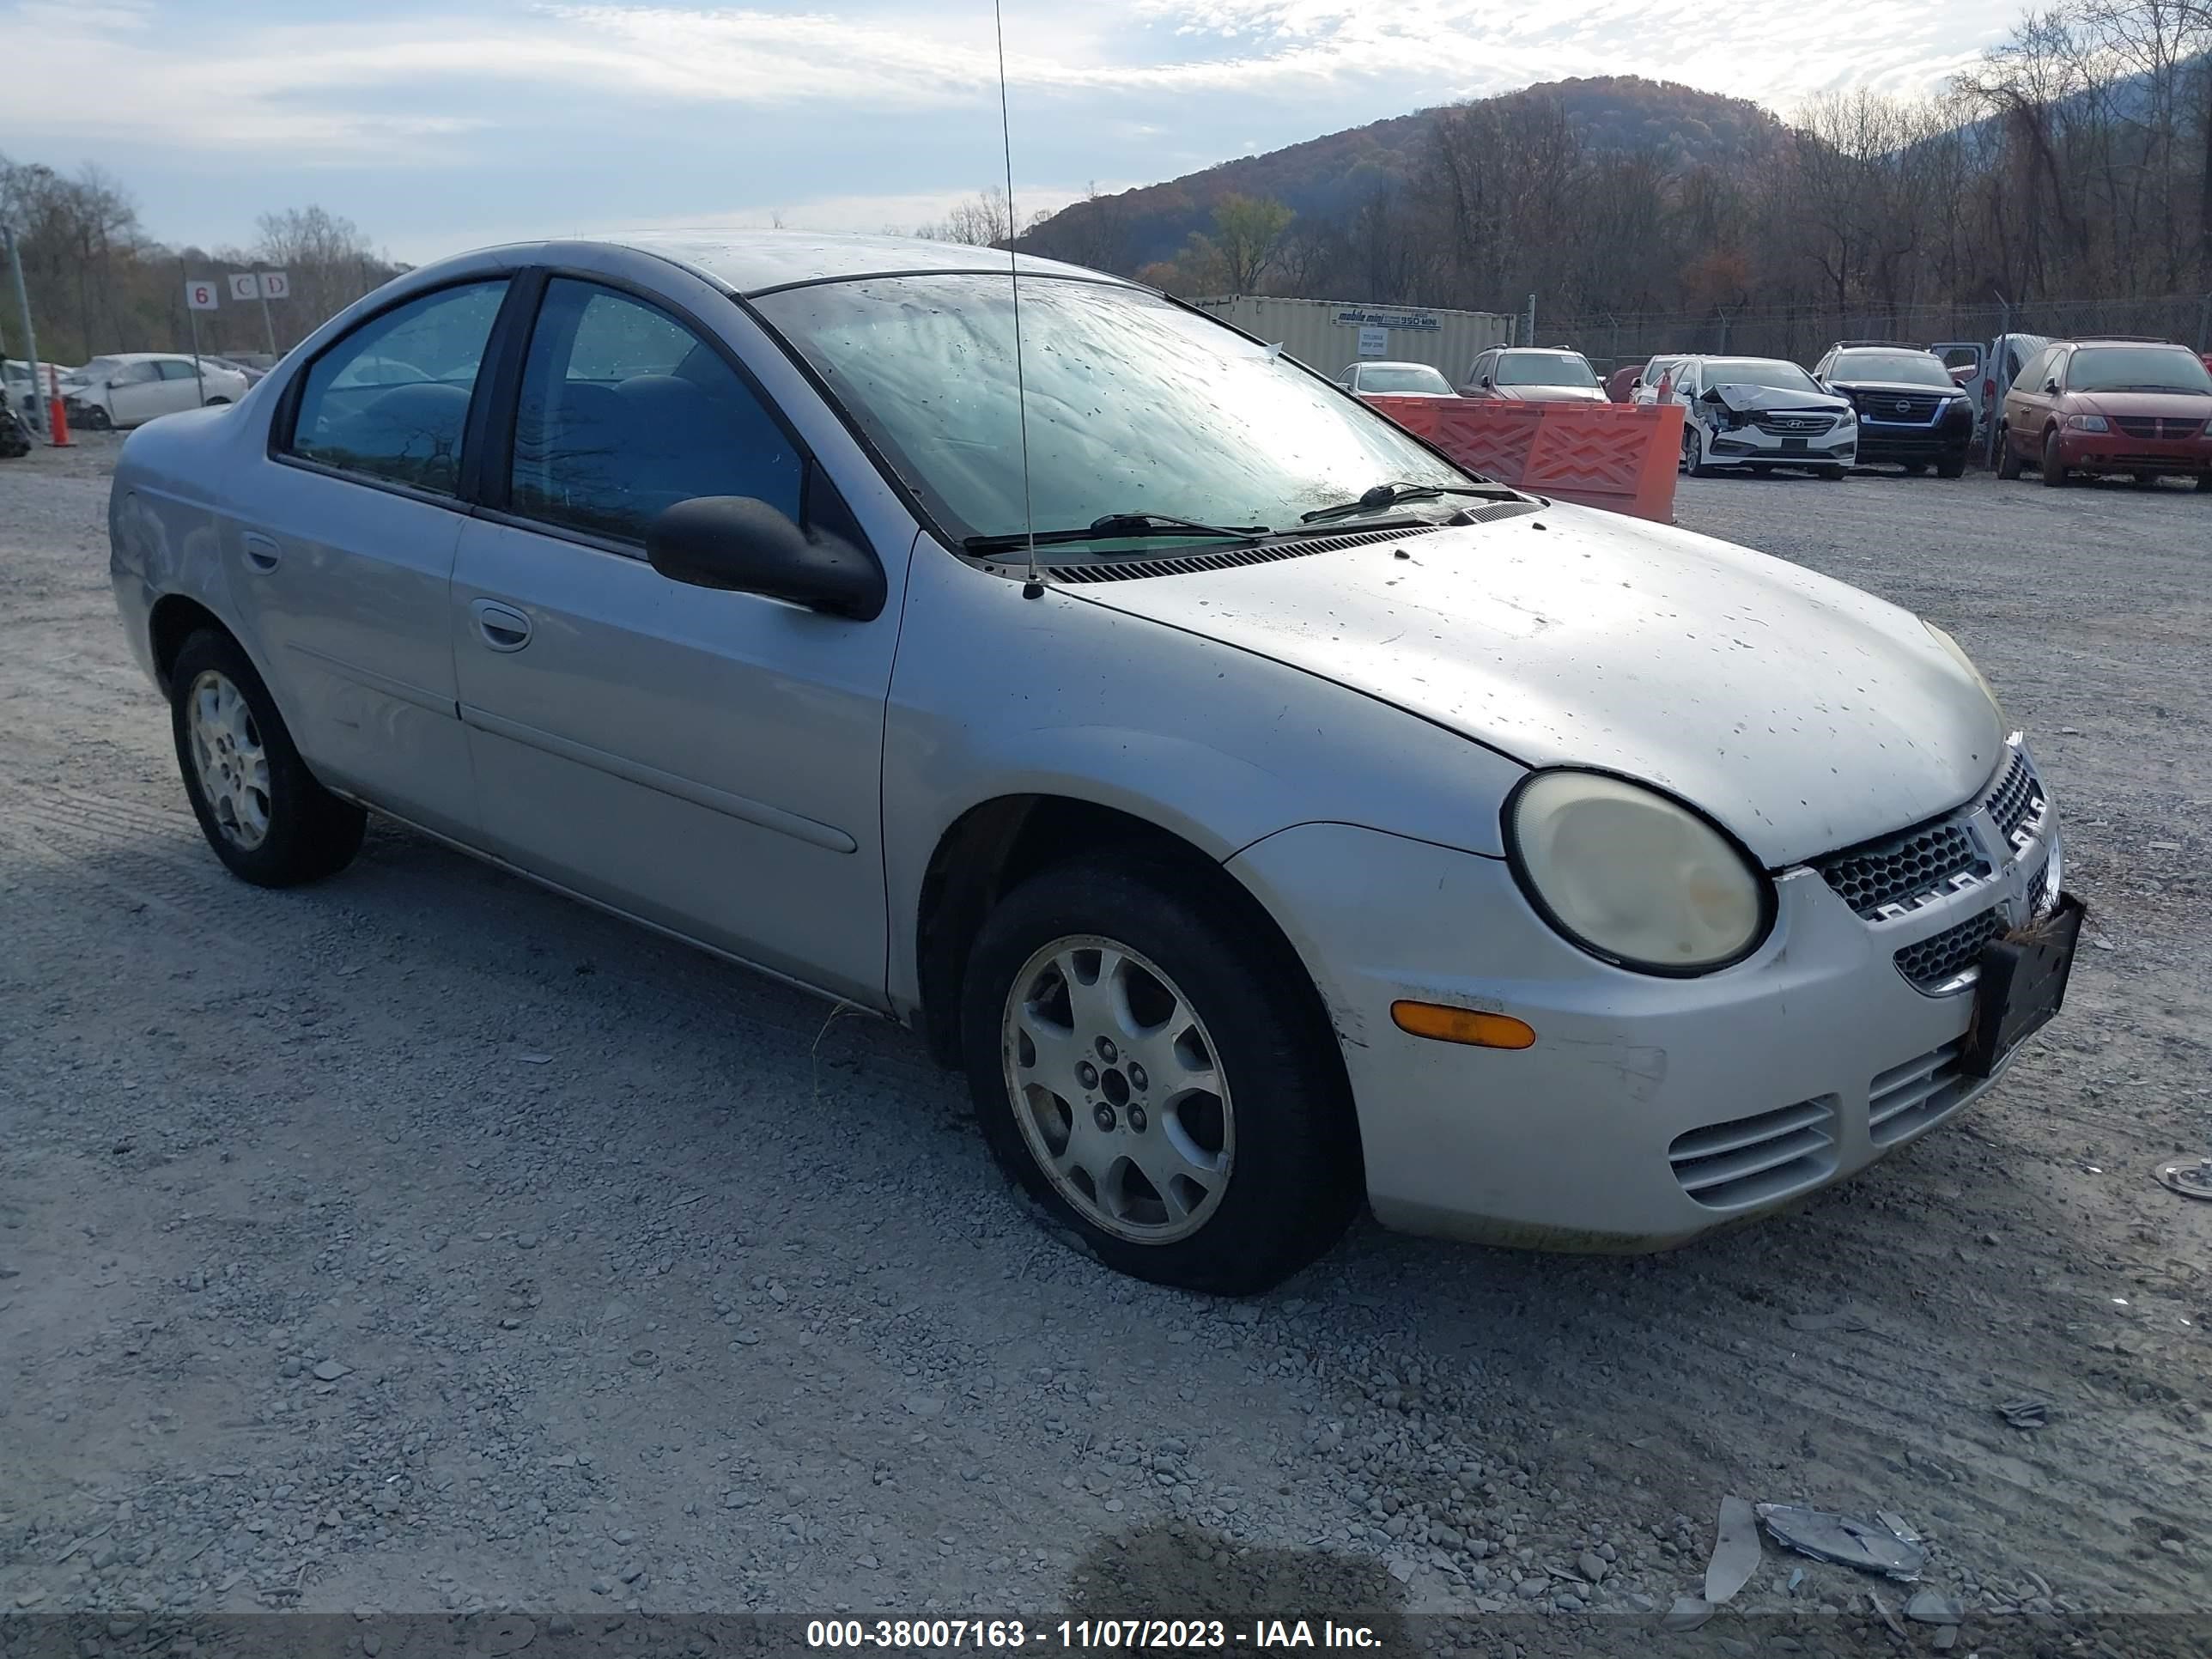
left=2065, top=413, right=2107, bottom=432
left=1504, top=771, right=1771, bottom=974
left=1837, top=407, right=1856, bottom=425
left=1923, top=620, right=2002, bottom=717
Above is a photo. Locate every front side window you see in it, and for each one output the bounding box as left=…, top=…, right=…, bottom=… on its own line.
left=112, top=362, right=159, bottom=386
left=753, top=275, right=1471, bottom=551
left=2017, top=348, right=2056, bottom=390
left=288, top=280, right=508, bottom=495
left=507, top=279, right=803, bottom=544
left=1496, top=351, right=1598, bottom=388
left=2063, top=345, right=2212, bottom=395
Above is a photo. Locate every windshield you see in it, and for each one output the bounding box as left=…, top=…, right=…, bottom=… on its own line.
left=1833, top=352, right=1952, bottom=387
left=1701, top=358, right=1821, bottom=396
left=752, top=276, right=1472, bottom=550
left=1496, top=351, right=1597, bottom=387
left=1358, top=364, right=1454, bottom=394
left=2066, top=345, right=2212, bottom=394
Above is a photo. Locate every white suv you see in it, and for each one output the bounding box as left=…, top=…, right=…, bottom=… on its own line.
left=1640, top=355, right=1856, bottom=478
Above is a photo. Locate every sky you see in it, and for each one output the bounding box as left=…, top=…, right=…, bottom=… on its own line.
left=3, top=0, right=2014, bottom=264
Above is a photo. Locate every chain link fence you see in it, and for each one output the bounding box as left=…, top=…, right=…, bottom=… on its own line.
left=1547, top=293, right=2212, bottom=378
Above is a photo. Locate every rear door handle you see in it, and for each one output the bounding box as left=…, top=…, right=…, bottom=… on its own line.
left=471, top=599, right=533, bottom=652
left=241, top=532, right=281, bottom=572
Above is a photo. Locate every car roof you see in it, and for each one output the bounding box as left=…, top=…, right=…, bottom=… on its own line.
left=586, top=230, right=1128, bottom=296
left=1358, top=360, right=1442, bottom=371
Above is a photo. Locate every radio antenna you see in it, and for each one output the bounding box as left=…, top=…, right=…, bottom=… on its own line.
left=993, top=0, right=1042, bottom=598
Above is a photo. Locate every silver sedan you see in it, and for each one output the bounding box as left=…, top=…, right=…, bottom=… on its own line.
left=106, top=233, right=2081, bottom=1293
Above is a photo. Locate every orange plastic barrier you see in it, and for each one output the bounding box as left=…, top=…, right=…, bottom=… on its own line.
left=1364, top=398, right=1683, bottom=522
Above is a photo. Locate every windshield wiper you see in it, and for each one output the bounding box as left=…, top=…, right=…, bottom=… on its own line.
left=964, top=511, right=1267, bottom=556
left=1297, top=481, right=1516, bottom=526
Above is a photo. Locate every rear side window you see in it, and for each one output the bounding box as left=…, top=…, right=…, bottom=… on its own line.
left=288, top=281, right=508, bottom=495
left=157, top=361, right=198, bottom=381
left=507, top=278, right=802, bottom=544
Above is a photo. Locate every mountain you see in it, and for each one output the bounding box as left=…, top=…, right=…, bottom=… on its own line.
left=1024, top=76, right=1791, bottom=273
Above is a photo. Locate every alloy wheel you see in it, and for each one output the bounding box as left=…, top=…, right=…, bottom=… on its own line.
left=186, top=670, right=272, bottom=849
left=1001, top=935, right=1234, bottom=1244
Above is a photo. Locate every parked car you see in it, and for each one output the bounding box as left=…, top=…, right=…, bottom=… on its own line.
left=1937, top=332, right=2051, bottom=446
left=107, top=233, right=2077, bottom=1293
left=1995, top=337, right=2212, bottom=488
left=1460, top=347, right=1607, bottom=402
left=1603, top=363, right=1643, bottom=403
left=1337, top=361, right=1457, bottom=398
left=1813, top=342, right=1976, bottom=476
left=63, top=353, right=251, bottom=429
left=1640, top=355, right=1857, bottom=477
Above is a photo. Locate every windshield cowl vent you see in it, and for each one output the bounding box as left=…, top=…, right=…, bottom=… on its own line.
left=1046, top=510, right=1531, bottom=584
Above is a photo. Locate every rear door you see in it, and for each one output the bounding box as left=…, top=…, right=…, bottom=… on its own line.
left=449, top=272, right=901, bottom=1006
left=228, top=276, right=515, bottom=839
left=155, top=359, right=204, bottom=415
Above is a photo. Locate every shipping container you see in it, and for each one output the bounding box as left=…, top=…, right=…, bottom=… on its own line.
left=1193, top=295, right=1514, bottom=386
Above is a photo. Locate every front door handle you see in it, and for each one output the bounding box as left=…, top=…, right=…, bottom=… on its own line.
left=241, top=532, right=281, bottom=572
left=471, top=599, right=533, bottom=653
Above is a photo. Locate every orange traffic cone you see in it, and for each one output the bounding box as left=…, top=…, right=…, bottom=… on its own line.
left=46, top=364, right=72, bottom=447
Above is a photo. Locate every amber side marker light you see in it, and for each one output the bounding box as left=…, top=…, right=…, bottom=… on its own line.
left=1390, top=1001, right=1537, bottom=1049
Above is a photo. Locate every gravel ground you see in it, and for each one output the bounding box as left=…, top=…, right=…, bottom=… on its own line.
left=1, top=438, right=2208, bottom=1646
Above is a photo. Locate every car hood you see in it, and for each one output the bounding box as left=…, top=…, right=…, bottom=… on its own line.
left=1705, top=382, right=1850, bottom=416
left=1831, top=378, right=1961, bottom=398
left=2070, top=389, right=2212, bottom=418
left=1495, top=383, right=1608, bottom=402
left=1063, top=505, right=2005, bottom=866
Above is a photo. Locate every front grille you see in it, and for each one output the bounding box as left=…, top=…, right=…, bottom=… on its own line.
left=2027, top=856, right=2051, bottom=918
left=1868, top=1039, right=1975, bottom=1146
left=1895, top=904, right=2007, bottom=992
left=1984, top=750, right=2045, bottom=849
left=1853, top=390, right=1946, bottom=423
left=1753, top=412, right=1837, bottom=435
left=1814, top=821, right=1989, bottom=920
left=1668, top=1097, right=1838, bottom=1210
left=2111, top=415, right=2204, bottom=441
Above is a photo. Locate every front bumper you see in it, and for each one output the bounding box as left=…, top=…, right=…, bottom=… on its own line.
left=1705, top=422, right=1856, bottom=468
left=1229, top=775, right=2061, bottom=1250
left=1855, top=409, right=1974, bottom=461
left=2056, top=430, right=2212, bottom=474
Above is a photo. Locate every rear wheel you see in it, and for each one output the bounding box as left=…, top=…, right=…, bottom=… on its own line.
left=170, top=629, right=365, bottom=887
left=2040, top=430, right=2069, bottom=487
left=1996, top=426, right=2022, bottom=479
left=960, top=857, right=1360, bottom=1295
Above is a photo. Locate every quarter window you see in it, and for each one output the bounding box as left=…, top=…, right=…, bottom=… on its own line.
left=507, top=278, right=802, bottom=545
left=287, top=280, right=509, bottom=495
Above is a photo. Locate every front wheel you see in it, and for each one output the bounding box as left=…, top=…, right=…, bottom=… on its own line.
left=170, top=629, right=365, bottom=887
left=2041, top=430, right=2070, bottom=487
left=2197, top=471, right=2212, bottom=493
left=1936, top=453, right=1967, bottom=479
left=1682, top=422, right=1715, bottom=478
left=1818, top=466, right=1846, bottom=481
left=1996, top=426, right=2022, bottom=479
left=961, top=858, right=1360, bottom=1295
left=82, top=404, right=112, bottom=431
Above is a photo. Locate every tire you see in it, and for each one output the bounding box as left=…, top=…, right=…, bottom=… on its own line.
left=1902, top=461, right=1928, bottom=476
left=2197, top=471, right=2212, bottom=493
left=1996, top=426, right=2022, bottom=479
left=2130, top=473, right=2158, bottom=489
left=82, top=405, right=112, bottom=432
left=169, top=629, right=365, bottom=887
left=1682, top=422, right=1715, bottom=479
left=1936, top=453, right=1967, bottom=479
left=1818, top=466, right=1846, bottom=481
left=960, top=855, right=1360, bottom=1296
left=2040, top=430, right=2070, bottom=487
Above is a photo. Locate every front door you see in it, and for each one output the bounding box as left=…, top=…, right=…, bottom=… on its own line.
left=223, top=277, right=514, bottom=839
left=450, top=275, right=899, bottom=1006
left=106, top=361, right=166, bottom=426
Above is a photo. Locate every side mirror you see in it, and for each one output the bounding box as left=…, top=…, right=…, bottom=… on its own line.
left=2042, top=378, right=2060, bottom=394
left=1479, top=375, right=1492, bottom=387
left=646, top=496, right=886, bottom=622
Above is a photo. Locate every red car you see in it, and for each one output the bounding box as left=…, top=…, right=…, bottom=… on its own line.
left=1996, top=337, right=2212, bottom=489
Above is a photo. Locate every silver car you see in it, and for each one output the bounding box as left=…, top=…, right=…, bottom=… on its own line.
left=107, top=233, right=2081, bottom=1294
